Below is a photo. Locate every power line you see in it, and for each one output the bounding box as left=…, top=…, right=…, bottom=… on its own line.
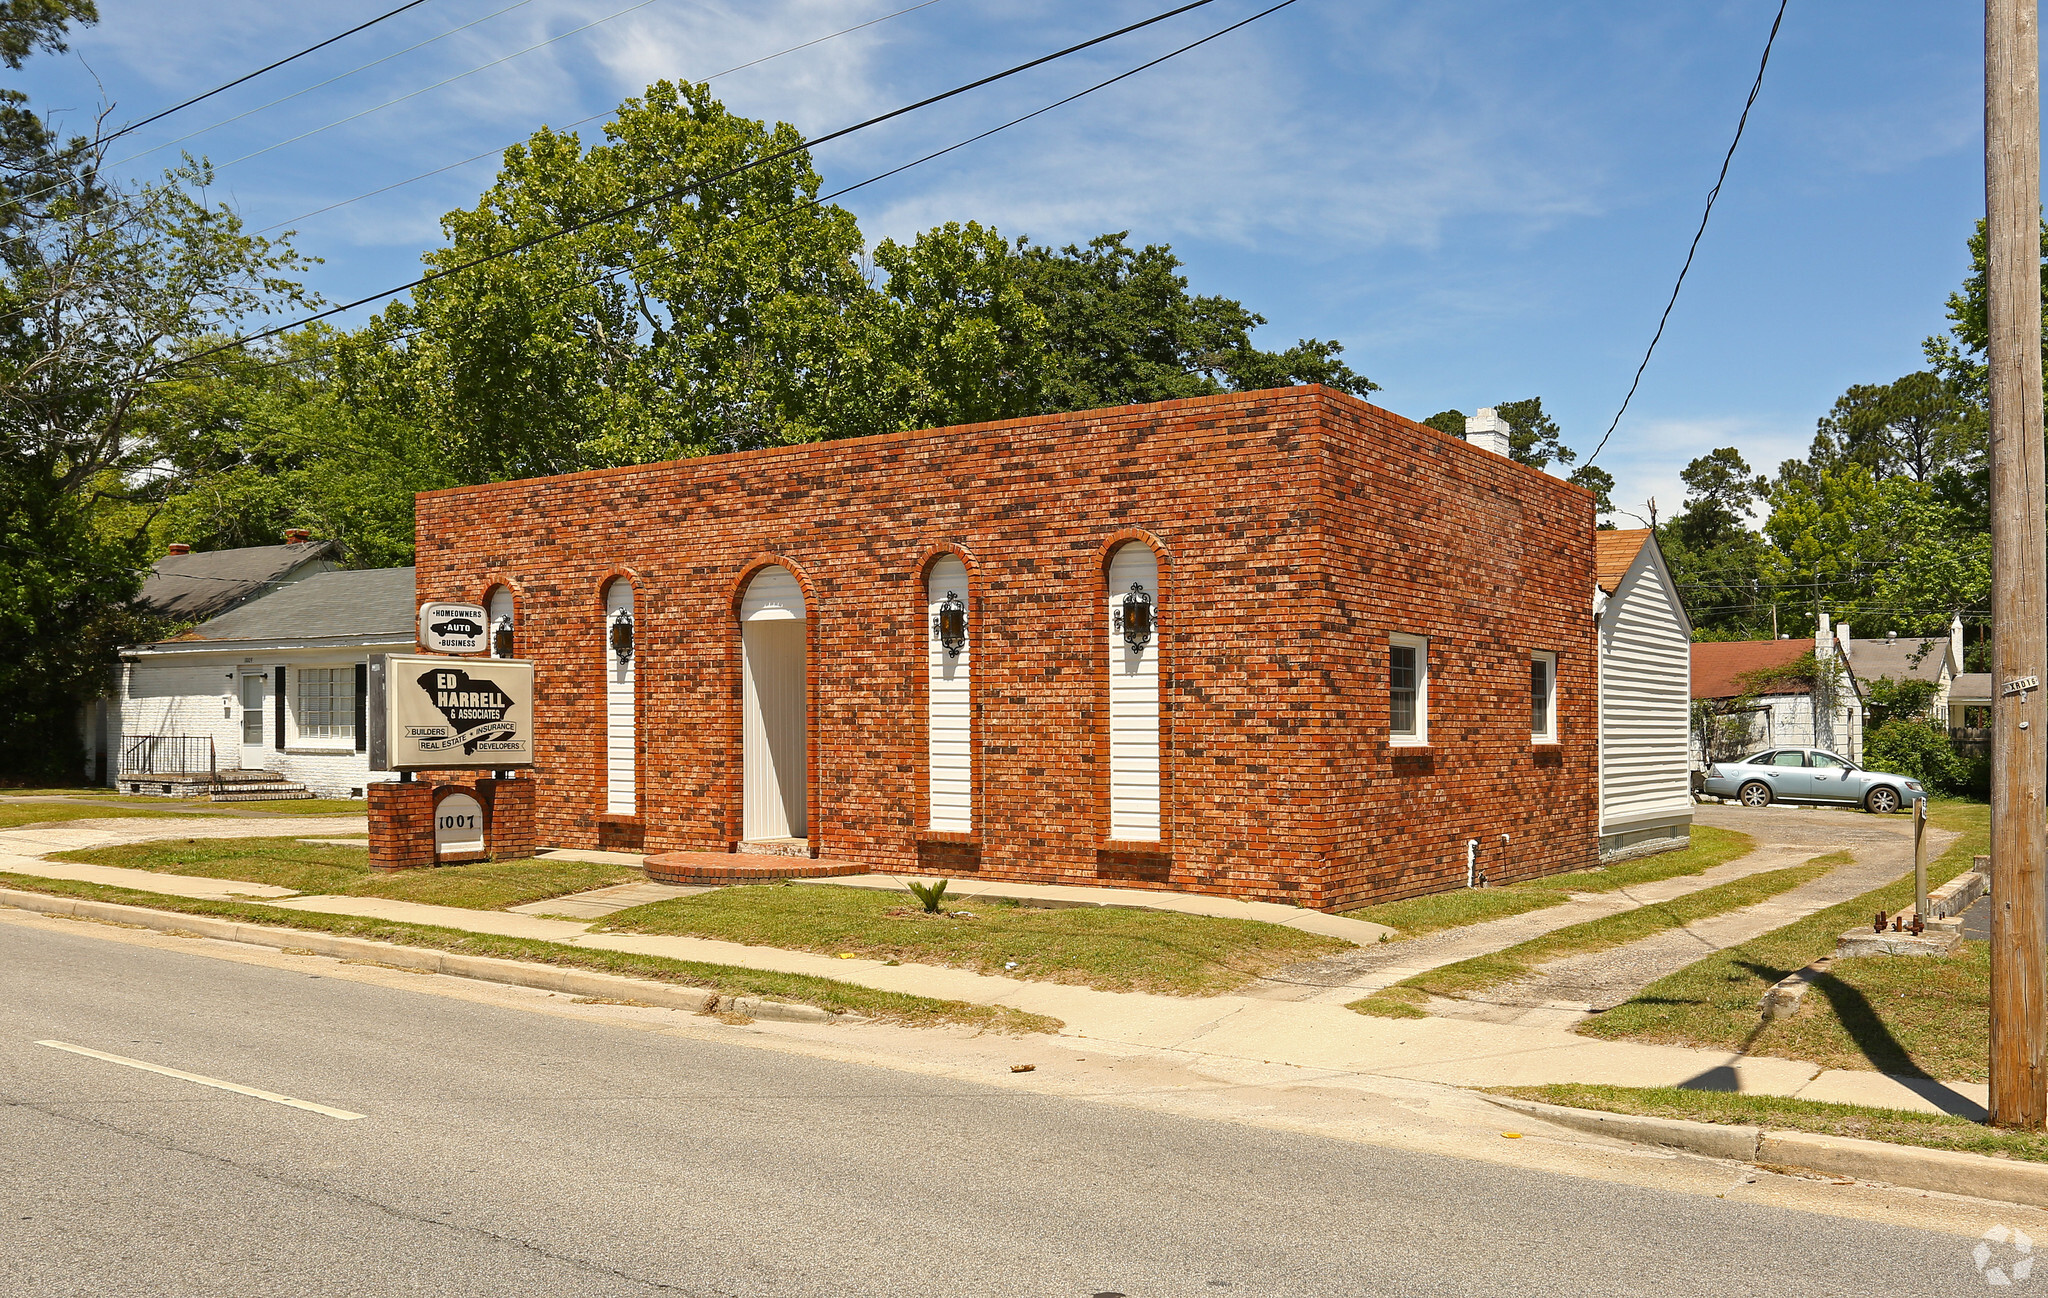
left=208, top=0, right=669, bottom=175
left=155, top=0, right=1229, bottom=377
left=166, top=0, right=1300, bottom=388
left=1582, top=0, right=1788, bottom=469
left=129, top=0, right=538, bottom=165
left=4, top=0, right=661, bottom=251
left=87, top=0, right=443, bottom=154
left=248, top=0, right=951, bottom=239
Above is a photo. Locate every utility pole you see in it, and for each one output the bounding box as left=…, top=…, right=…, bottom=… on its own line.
left=1986, top=0, right=2048, bottom=1130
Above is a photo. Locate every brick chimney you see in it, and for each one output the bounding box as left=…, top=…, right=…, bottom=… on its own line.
left=1463, top=408, right=1511, bottom=456
left=284, top=528, right=311, bottom=544
left=165, top=542, right=190, bottom=556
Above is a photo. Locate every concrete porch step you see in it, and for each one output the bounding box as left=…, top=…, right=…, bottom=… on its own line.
left=643, top=851, right=867, bottom=888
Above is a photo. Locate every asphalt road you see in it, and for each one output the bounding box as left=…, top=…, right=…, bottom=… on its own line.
left=0, top=918, right=1995, bottom=1297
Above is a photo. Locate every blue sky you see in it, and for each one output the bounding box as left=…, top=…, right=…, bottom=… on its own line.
left=13, top=1, right=2000, bottom=521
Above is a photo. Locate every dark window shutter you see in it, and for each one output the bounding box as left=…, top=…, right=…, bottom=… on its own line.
left=354, top=663, right=368, bottom=753
left=274, top=666, right=287, bottom=749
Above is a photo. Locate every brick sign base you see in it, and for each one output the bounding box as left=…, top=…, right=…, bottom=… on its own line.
left=368, top=776, right=538, bottom=871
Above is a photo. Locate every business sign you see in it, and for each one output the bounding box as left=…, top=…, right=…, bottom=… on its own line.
left=419, top=601, right=489, bottom=654
left=369, top=654, right=535, bottom=771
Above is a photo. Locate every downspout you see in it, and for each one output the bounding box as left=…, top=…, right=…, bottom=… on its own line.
left=1467, top=838, right=1482, bottom=888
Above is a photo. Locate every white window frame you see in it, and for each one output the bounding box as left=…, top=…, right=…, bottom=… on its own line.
left=294, top=665, right=355, bottom=745
left=1531, top=651, right=1558, bottom=743
left=1389, top=633, right=1429, bottom=746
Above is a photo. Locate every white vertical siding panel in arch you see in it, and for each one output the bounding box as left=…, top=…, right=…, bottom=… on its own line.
left=925, top=555, right=971, bottom=832
left=1599, top=555, right=1693, bottom=836
left=742, top=566, right=808, bottom=840
left=1106, top=544, right=1160, bottom=841
left=487, top=588, right=514, bottom=655
left=604, top=582, right=635, bottom=814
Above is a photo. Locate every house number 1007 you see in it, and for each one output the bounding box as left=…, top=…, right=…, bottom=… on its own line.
left=439, top=814, right=478, bottom=830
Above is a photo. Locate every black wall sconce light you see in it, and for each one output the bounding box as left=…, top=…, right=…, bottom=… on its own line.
left=492, top=615, right=515, bottom=659
left=933, top=590, right=968, bottom=658
left=1113, top=582, right=1154, bottom=649
left=610, top=608, right=634, bottom=663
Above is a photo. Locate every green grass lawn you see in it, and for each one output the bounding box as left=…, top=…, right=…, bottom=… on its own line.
left=1348, top=855, right=1837, bottom=1018
left=0, top=802, right=193, bottom=829
left=0, top=872, right=1056, bottom=1033
left=48, top=837, right=631, bottom=911
left=595, top=883, right=1351, bottom=996
left=1579, top=799, right=1990, bottom=1082
left=229, top=798, right=370, bottom=816
left=1488, top=1083, right=2042, bottom=1163
left=1341, top=826, right=1756, bottom=938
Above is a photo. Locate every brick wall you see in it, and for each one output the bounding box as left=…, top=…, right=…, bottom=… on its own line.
left=411, top=386, right=1596, bottom=910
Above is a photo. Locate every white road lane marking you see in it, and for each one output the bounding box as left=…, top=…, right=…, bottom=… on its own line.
left=35, top=1040, right=365, bottom=1120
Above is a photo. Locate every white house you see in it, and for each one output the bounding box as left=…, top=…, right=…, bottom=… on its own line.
left=1691, top=618, right=1865, bottom=768
left=1841, top=617, right=1965, bottom=722
left=1593, top=528, right=1694, bottom=857
left=98, top=567, right=414, bottom=799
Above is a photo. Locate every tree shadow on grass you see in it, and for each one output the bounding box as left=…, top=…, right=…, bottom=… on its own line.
left=1673, top=959, right=1986, bottom=1118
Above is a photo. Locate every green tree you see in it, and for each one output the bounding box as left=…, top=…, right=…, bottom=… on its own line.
left=1014, top=231, right=1376, bottom=412
left=123, top=327, right=440, bottom=568
left=358, top=80, right=885, bottom=479
left=1809, top=371, right=1975, bottom=485
left=870, top=220, right=1047, bottom=429
left=1495, top=397, right=1574, bottom=470
left=1421, top=409, right=1465, bottom=438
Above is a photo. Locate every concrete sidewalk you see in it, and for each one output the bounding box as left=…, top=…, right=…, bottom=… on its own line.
left=0, top=849, right=1985, bottom=1121
left=0, top=804, right=1987, bottom=1122
left=799, top=872, right=1396, bottom=945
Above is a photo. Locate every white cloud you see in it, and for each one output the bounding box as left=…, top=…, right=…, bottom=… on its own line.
left=1597, top=413, right=1814, bottom=531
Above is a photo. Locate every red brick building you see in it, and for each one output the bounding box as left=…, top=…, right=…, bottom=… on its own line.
left=409, top=385, right=1597, bottom=911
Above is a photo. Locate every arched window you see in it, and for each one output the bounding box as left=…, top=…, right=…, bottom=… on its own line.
left=487, top=586, right=516, bottom=658
left=926, top=554, right=971, bottom=831
left=740, top=566, right=807, bottom=842
left=1106, top=543, right=1160, bottom=841
left=603, top=579, right=635, bottom=814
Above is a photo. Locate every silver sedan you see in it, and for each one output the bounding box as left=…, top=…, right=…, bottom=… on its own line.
left=1698, top=747, right=1926, bottom=814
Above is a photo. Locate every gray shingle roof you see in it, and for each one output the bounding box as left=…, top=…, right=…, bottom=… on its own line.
left=1845, top=637, right=1951, bottom=686
left=135, top=539, right=340, bottom=622
left=1952, top=673, right=1994, bottom=704
left=161, top=567, right=416, bottom=645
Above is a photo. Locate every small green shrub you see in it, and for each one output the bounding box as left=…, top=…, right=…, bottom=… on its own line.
left=907, top=878, right=950, bottom=914
left=1863, top=718, right=1971, bottom=793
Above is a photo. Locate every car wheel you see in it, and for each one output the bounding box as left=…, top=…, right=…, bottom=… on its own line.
left=1865, top=786, right=1901, bottom=815
left=1739, top=781, right=1773, bottom=808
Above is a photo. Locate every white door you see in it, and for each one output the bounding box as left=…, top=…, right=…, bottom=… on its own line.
left=741, top=567, right=808, bottom=841
left=239, top=670, right=269, bottom=770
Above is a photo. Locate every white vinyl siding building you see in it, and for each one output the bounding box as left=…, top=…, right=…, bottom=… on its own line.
left=1594, top=531, right=1694, bottom=856
left=98, top=567, right=412, bottom=798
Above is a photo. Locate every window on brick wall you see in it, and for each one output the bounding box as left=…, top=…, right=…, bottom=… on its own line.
left=297, top=666, right=355, bottom=742
left=1531, top=651, right=1557, bottom=742
left=1390, top=633, right=1428, bottom=745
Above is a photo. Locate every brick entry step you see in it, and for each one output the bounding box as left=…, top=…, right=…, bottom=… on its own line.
left=643, top=852, right=869, bottom=888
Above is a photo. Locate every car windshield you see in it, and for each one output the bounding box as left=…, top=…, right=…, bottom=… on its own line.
left=1739, top=751, right=1774, bottom=765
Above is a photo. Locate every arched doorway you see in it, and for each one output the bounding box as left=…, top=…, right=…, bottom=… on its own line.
left=741, top=565, right=807, bottom=843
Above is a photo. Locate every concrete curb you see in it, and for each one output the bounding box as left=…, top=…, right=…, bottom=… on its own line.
left=0, top=887, right=844, bottom=1026
left=1484, top=1095, right=1763, bottom=1160
left=1484, top=1095, right=2048, bottom=1208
